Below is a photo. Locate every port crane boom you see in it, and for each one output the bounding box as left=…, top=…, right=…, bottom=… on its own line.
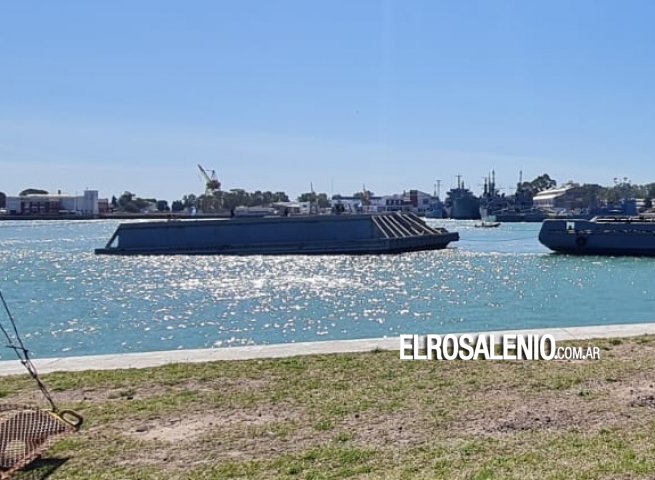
left=197, top=164, right=222, bottom=212
left=198, top=164, right=221, bottom=192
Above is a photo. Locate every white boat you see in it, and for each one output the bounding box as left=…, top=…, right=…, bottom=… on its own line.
left=474, top=221, right=501, bottom=228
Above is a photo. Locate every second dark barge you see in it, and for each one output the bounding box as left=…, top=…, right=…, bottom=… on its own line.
left=539, top=216, right=655, bottom=256
left=95, top=212, right=459, bottom=256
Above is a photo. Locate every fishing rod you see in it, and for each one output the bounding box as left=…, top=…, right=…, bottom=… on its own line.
left=0, top=289, right=83, bottom=479
left=0, top=290, right=82, bottom=425
left=0, top=291, right=57, bottom=412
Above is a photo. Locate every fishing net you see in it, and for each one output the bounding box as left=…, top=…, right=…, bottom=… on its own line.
left=0, top=291, right=83, bottom=479
left=0, top=404, right=81, bottom=479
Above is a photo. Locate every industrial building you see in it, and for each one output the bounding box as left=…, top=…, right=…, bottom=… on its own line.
left=532, top=185, right=587, bottom=211
left=331, top=190, right=436, bottom=215
left=5, top=190, right=100, bottom=215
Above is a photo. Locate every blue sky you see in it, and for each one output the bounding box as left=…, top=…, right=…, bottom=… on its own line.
left=2, top=1, right=655, bottom=201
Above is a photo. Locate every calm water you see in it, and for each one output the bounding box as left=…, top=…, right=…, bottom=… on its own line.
left=0, top=219, right=653, bottom=359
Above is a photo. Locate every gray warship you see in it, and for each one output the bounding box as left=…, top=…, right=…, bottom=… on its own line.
left=445, top=176, right=481, bottom=220
left=479, top=171, right=549, bottom=222
left=539, top=216, right=655, bottom=256
left=95, top=211, right=459, bottom=256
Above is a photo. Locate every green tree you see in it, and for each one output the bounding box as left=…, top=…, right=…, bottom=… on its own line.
left=123, top=202, right=140, bottom=213
left=220, top=189, right=247, bottom=210
left=606, top=188, right=621, bottom=203
left=353, top=190, right=374, bottom=199
left=353, top=190, right=374, bottom=206
left=19, top=188, right=48, bottom=196
left=316, top=193, right=330, bottom=208
left=115, top=191, right=157, bottom=212
left=646, top=183, right=655, bottom=199
left=251, top=190, right=264, bottom=206
left=273, top=191, right=289, bottom=202
left=186, top=189, right=289, bottom=211
left=171, top=200, right=184, bottom=212
left=297, top=192, right=330, bottom=208
left=297, top=192, right=317, bottom=203
left=608, top=177, right=633, bottom=203
left=118, top=191, right=134, bottom=208
left=182, top=194, right=197, bottom=209
left=197, top=193, right=221, bottom=212
left=519, top=174, right=557, bottom=196
left=577, top=184, right=605, bottom=209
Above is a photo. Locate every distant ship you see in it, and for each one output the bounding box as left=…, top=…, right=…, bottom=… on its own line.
left=446, top=175, right=480, bottom=220
left=479, top=170, right=548, bottom=222
left=492, top=208, right=548, bottom=223
left=478, top=170, right=510, bottom=220
left=95, top=211, right=459, bottom=256
left=539, top=216, right=655, bottom=256
left=424, top=200, right=446, bottom=218
left=425, top=181, right=446, bottom=218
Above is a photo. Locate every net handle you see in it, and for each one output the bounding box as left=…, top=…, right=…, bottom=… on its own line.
left=52, top=409, right=84, bottom=430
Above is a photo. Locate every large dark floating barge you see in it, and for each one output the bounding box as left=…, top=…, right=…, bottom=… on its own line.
left=539, top=216, right=655, bottom=256
left=95, top=212, right=459, bottom=256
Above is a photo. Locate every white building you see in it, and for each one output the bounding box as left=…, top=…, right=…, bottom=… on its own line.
left=331, top=190, right=438, bottom=214
left=6, top=190, right=100, bottom=215
left=380, top=194, right=407, bottom=212
left=271, top=201, right=311, bottom=214
left=330, top=195, right=384, bottom=213
left=532, top=185, right=586, bottom=212
left=379, top=190, right=434, bottom=214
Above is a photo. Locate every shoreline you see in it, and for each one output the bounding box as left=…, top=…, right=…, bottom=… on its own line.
left=0, top=213, right=230, bottom=221
left=1, top=322, right=654, bottom=376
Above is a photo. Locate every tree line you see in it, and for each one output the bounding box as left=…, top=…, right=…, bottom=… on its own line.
left=518, top=174, right=655, bottom=205
left=110, top=189, right=372, bottom=213
left=109, top=175, right=655, bottom=213
left=495, top=173, right=655, bottom=208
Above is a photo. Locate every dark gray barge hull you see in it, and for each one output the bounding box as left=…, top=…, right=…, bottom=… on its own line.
left=95, top=212, right=459, bottom=256
left=539, top=218, right=655, bottom=256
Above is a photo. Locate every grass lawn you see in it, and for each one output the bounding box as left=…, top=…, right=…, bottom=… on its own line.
left=2, top=336, right=655, bottom=479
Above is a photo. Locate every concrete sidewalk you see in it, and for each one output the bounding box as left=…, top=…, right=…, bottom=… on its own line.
left=1, top=322, right=654, bottom=377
